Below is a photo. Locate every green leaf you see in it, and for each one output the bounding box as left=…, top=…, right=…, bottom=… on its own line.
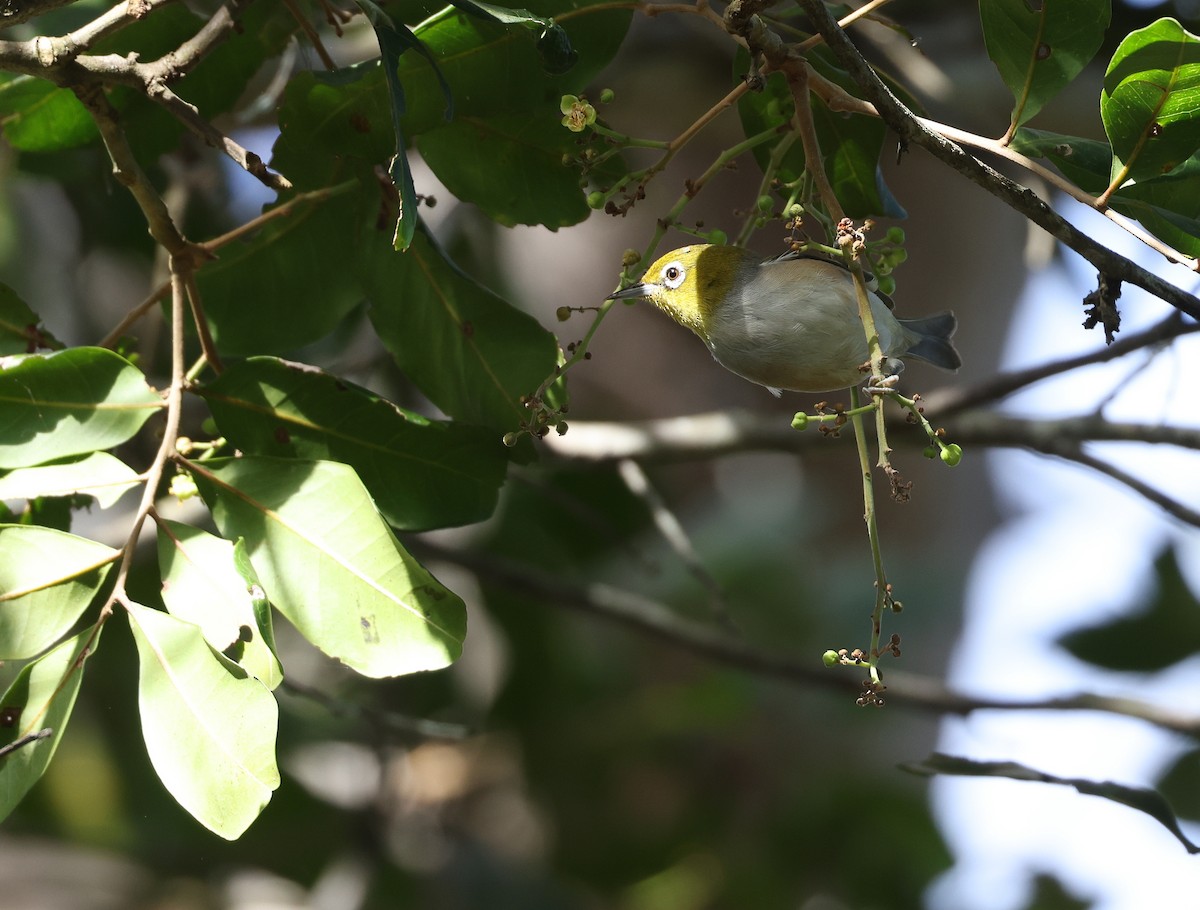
left=200, top=357, right=507, bottom=530
left=0, top=453, right=141, bottom=509
left=0, top=525, right=118, bottom=659
left=0, top=627, right=97, bottom=823
left=416, top=112, right=595, bottom=227
left=980, top=0, right=1109, bottom=132
left=902, top=753, right=1199, bottom=855
left=0, top=347, right=161, bottom=469
left=195, top=188, right=368, bottom=356
left=736, top=49, right=904, bottom=219
left=0, top=283, right=61, bottom=354
left=364, top=225, right=560, bottom=432
left=0, top=77, right=97, bottom=152
left=190, top=456, right=466, bottom=677
left=1102, top=17, right=1200, bottom=187
left=1009, top=127, right=1113, bottom=194
left=127, top=602, right=279, bottom=839
left=1058, top=546, right=1200, bottom=671
left=156, top=519, right=283, bottom=689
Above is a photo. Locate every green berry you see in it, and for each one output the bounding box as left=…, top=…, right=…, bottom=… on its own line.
left=940, top=443, right=963, bottom=467
left=922, top=445, right=937, bottom=459
left=599, top=88, right=615, bottom=103
left=621, top=248, right=641, bottom=267
left=707, top=229, right=728, bottom=245
left=877, top=276, right=896, bottom=296
left=886, top=227, right=906, bottom=244
left=586, top=191, right=605, bottom=209
left=791, top=412, right=809, bottom=430
left=502, top=432, right=519, bottom=447
left=556, top=306, right=571, bottom=322
left=822, top=650, right=840, bottom=668
left=756, top=195, right=774, bottom=213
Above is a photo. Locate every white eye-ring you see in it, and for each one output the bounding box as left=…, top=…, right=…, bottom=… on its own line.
left=661, top=262, right=686, bottom=289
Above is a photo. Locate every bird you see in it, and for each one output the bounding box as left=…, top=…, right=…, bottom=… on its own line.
left=607, top=244, right=960, bottom=394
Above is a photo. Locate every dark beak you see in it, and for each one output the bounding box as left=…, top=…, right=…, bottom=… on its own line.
left=607, top=283, right=652, bottom=301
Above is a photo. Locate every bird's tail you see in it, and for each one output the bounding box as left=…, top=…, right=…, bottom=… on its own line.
left=900, top=311, right=961, bottom=372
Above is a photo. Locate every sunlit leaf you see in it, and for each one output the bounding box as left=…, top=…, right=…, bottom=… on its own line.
left=190, top=456, right=466, bottom=678
left=0, top=453, right=141, bottom=509
left=156, top=520, right=283, bottom=689
left=1102, top=17, right=1200, bottom=187
left=0, top=347, right=161, bottom=469
left=127, top=602, right=279, bottom=840
left=0, top=524, right=118, bottom=659
left=201, top=357, right=507, bottom=530
left=0, top=627, right=97, bottom=823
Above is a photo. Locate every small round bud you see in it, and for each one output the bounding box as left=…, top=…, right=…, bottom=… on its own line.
left=175, top=436, right=193, bottom=456
left=502, top=432, right=519, bottom=447
left=877, top=276, right=896, bottom=296
left=791, top=412, right=809, bottom=430
left=892, top=247, right=908, bottom=264
left=886, top=227, right=906, bottom=244
left=556, top=306, right=571, bottom=321
left=599, top=88, right=615, bottom=103
left=922, top=445, right=937, bottom=459
left=756, top=195, right=774, bottom=213
left=621, top=248, right=641, bottom=267
left=785, top=203, right=804, bottom=219
left=940, top=443, right=963, bottom=467
left=822, top=650, right=840, bottom=668
left=586, top=191, right=605, bottom=209
left=556, top=421, right=569, bottom=435
left=707, top=229, right=727, bottom=245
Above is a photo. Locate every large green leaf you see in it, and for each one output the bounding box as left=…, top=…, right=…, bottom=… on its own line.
left=980, top=0, right=1109, bottom=133
left=0, top=347, right=161, bottom=469
left=0, top=627, right=97, bottom=823
left=190, top=456, right=466, bottom=677
left=416, top=112, right=595, bottom=227
left=0, top=453, right=141, bottom=509
left=0, top=524, right=118, bottom=659
left=1102, top=17, right=1200, bottom=187
left=200, top=357, right=507, bottom=530
left=127, top=602, right=279, bottom=839
left=364, top=225, right=560, bottom=432
left=156, top=520, right=283, bottom=689
left=195, top=189, right=367, bottom=356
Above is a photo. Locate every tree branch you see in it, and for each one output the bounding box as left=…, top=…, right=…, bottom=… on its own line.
left=790, top=0, right=1200, bottom=321
left=415, top=542, right=1200, bottom=738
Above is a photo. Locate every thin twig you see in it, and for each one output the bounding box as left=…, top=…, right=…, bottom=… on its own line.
left=0, top=728, right=53, bottom=760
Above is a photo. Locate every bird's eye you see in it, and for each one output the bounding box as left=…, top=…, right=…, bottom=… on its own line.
left=662, top=262, right=686, bottom=289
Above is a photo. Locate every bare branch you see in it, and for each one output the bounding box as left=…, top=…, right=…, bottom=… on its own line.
left=415, top=541, right=1200, bottom=738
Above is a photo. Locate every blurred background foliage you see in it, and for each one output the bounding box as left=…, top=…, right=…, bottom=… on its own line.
left=1, top=0, right=1198, bottom=907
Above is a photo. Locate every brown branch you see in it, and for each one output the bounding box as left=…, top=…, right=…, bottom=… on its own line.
left=1045, top=446, right=1200, bottom=528
left=414, top=541, right=1200, bottom=737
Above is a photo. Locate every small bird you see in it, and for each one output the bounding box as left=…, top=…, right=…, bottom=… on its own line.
left=608, top=244, right=960, bottom=394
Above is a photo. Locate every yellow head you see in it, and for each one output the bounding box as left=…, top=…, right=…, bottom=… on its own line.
left=607, top=245, right=757, bottom=337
